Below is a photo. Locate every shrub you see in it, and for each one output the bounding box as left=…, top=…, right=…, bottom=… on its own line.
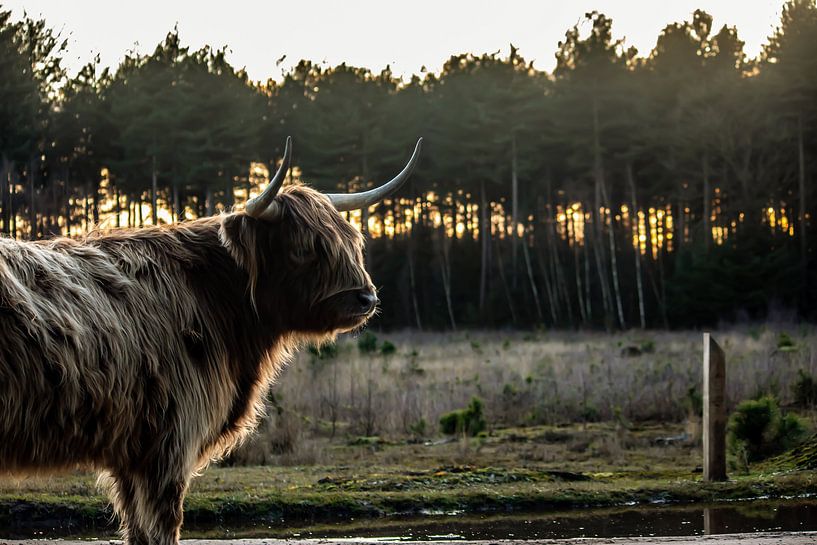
left=581, top=403, right=600, bottom=423
left=409, top=418, right=427, bottom=438
left=380, top=340, right=397, bottom=356
left=793, top=369, right=817, bottom=407
left=613, top=406, right=630, bottom=430
left=440, top=397, right=487, bottom=436
left=357, top=332, right=378, bottom=353
left=777, top=332, right=797, bottom=352
left=403, top=359, right=425, bottom=376
left=727, top=396, right=807, bottom=463
left=776, top=413, right=808, bottom=452
left=685, top=386, right=703, bottom=418
left=225, top=407, right=301, bottom=465
left=502, top=383, right=517, bottom=397
left=308, top=342, right=338, bottom=360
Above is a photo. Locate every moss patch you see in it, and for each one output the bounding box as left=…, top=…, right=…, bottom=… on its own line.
left=2, top=467, right=816, bottom=531
left=761, top=434, right=817, bottom=471
left=3, top=422, right=816, bottom=533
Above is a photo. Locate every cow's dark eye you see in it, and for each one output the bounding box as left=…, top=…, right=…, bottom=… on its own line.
left=290, top=236, right=318, bottom=263
left=291, top=246, right=315, bottom=263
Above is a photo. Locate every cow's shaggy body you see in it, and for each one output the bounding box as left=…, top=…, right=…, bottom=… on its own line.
left=0, top=185, right=371, bottom=545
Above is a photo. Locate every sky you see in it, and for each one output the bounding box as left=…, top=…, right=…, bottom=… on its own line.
left=6, top=1, right=783, bottom=82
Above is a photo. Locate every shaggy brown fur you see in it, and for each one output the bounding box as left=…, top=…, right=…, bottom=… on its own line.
left=0, top=185, right=374, bottom=545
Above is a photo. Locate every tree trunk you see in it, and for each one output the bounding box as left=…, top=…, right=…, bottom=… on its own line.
left=0, top=155, right=10, bottom=236
left=115, top=184, right=121, bottom=228
left=673, top=99, right=685, bottom=248
left=521, top=240, right=544, bottom=323
left=63, top=165, right=71, bottom=237
left=9, top=169, right=17, bottom=238
left=797, top=113, right=807, bottom=291
left=677, top=197, right=685, bottom=247
left=591, top=95, right=615, bottom=327
left=49, top=174, right=58, bottom=236
left=556, top=248, right=574, bottom=326
left=626, top=162, right=647, bottom=329
left=608, top=215, right=626, bottom=328
left=703, top=151, right=711, bottom=251
left=511, top=133, right=519, bottom=288
left=360, top=136, right=370, bottom=242
left=658, top=251, right=669, bottom=328
left=598, top=167, right=625, bottom=329
left=206, top=186, right=214, bottom=216
left=535, top=196, right=559, bottom=325
left=83, top=182, right=90, bottom=230
left=28, top=157, right=36, bottom=240
left=172, top=181, right=180, bottom=222
left=438, top=229, right=457, bottom=330
left=539, top=245, right=559, bottom=325
left=479, top=180, right=489, bottom=317
left=408, top=215, right=423, bottom=330
left=535, top=240, right=559, bottom=325
left=588, top=218, right=611, bottom=326
left=548, top=213, right=574, bottom=327
left=92, top=180, right=100, bottom=226
left=224, top=169, right=234, bottom=209
left=495, top=239, right=518, bottom=325
left=593, top=97, right=626, bottom=329
left=583, top=238, right=592, bottom=320
left=574, top=239, right=588, bottom=325
left=151, top=155, right=158, bottom=225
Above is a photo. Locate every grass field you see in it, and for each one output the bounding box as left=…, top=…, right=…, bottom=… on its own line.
left=234, top=326, right=817, bottom=464
left=1, top=328, right=816, bottom=535
left=2, top=420, right=816, bottom=535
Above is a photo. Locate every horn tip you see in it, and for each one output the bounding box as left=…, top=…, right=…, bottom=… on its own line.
left=411, top=137, right=423, bottom=163
left=283, top=136, right=293, bottom=160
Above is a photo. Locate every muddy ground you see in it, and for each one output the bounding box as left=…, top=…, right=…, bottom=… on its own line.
left=2, top=531, right=817, bottom=544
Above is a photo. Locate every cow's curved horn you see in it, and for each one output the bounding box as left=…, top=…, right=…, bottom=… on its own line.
left=245, top=136, right=292, bottom=219
left=326, top=138, right=422, bottom=212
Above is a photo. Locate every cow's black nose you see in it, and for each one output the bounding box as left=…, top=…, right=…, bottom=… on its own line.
left=357, top=289, right=378, bottom=312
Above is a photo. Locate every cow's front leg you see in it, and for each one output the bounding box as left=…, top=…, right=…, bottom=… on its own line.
left=134, top=466, right=191, bottom=545
left=101, top=471, right=150, bottom=545
left=143, top=478, right=189, bottom=545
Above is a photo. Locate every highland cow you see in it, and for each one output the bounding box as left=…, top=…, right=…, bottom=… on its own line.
left=0, top=137, right=422, bottom=545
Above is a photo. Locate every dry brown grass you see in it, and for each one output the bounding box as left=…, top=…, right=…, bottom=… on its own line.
left=232, top=326, right=816, bottom=464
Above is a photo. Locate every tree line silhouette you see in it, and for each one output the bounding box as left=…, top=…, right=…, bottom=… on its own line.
left=0, top=2, right=815, bottom=329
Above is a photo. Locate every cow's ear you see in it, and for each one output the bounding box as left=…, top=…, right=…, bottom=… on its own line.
left=219, top=214, right=259, bottom=274
left=220, top=213, right=265, bottom=309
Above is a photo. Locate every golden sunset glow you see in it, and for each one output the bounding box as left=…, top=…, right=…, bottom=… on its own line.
left=8, top=162, right=796, bottom=261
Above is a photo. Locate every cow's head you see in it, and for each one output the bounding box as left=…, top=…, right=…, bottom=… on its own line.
left=220, top=137, right=422, bottom=336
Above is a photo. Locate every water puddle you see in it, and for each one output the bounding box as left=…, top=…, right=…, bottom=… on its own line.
left=3, top=498, right=817, bottom=541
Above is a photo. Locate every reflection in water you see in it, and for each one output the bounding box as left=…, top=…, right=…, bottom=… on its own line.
left=282, top=500, right=817, bottom=541
left=3, top=498, right=816, bottom=541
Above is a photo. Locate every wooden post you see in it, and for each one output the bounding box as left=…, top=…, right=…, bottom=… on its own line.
left=703, top=333, right=727, bottom=481
left=703, top=506, right=725, bottom=535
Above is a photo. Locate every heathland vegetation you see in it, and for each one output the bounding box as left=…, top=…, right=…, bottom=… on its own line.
left=1, top=2, right=816, bottom=329
left=233, top=328, right=817, bottom=465
left=3, top=328, right=816, bottom=535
